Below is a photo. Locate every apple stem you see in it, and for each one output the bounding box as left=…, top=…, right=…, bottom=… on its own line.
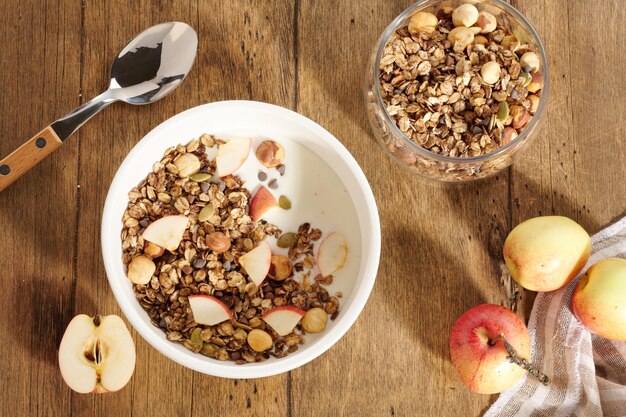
left=93, top=314, right=102, bottom=327
left=497, top=334, right=550, bottom=386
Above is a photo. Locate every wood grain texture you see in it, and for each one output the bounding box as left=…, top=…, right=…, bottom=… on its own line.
left=0, top=126, right=63, bottom=192
left=0, top=0, right=624, bottom=416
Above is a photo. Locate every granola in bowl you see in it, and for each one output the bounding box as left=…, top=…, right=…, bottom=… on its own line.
left=121, top=134, right=345, bottom=364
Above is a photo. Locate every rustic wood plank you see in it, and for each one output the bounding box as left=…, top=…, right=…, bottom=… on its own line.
left=292, top=1, right=512, bottom=415
left=190, top=1, right=294, bottom=416
left=0, top=1, right=81, bottom=417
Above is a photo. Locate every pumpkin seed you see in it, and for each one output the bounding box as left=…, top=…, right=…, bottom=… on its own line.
left=277, top=232, right=297, bottom=248
left=190, top=328, right=203, bottom=346
left=279, top=195, right=292, bottom=210
left=198, top=204, right=214, bottom=222
left=496, top=101, right=509, bottom=122
left=200, top=343, right=219, bottom=357
left=519, top=72, right=532, bottom=87
left=190, top=172, right=212, bottom=183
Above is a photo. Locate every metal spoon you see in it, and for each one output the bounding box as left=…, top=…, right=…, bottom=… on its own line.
left=0, top=22, right=197, bottom=192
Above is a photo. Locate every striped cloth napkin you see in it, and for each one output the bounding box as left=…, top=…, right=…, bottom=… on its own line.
left=485, top=216, right=626, bottom=417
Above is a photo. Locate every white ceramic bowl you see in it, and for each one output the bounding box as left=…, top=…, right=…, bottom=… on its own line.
left=101, top=100, right=381, bottom=378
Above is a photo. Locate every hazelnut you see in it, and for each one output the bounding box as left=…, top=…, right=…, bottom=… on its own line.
left=256, top=140, right=285, bottom=168
left=475, top=11, right=497, bottom=34
left=510, top=105, right=531, bottom=129
left=528, top=94, right=540, bottom=114
left=474, top=35, right=488, bottom=45
left=144, top=241, right=164, bottom=258
left=247, top=329, right=273, bottom=352
left=301, top=307, right=328, bottom=333
left=501, top=127, right=519, bottom=145
left=452, top=3, right=479, bottom=27
left=173, top=153, right=201, bottom=178
left=448, top=27, right=474, bottom=49
left=527, top=71, right=544, bottom=93
left=480, top=61, right=501, bottom=85
left=268, top=255, right=293, bottom=281
left=127, top=255, right=156, bottom=285
left=408, top=12, right=438, bottom=35
left=206, top=232, right=231, bottom=253
left=520, top=52, right=541, bottom=73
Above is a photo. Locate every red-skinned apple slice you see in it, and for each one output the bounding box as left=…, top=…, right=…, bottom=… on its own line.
left=188, top=295, right=232, bottom=326
left=250, top=186, right=278, bottom=222
left=216, top=137, right=251, bottom=177
left=262, top=306, right=306, bottom=336
left=238, top=240, right=272, bottom=286
left=58, top=314, right=136, bottom=394
left=142, top=215, right=189, bottom=252
left=317, top=232, right=348, bottom=277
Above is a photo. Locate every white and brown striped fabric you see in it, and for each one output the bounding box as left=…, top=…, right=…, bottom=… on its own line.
left=485, top=217, right=626, bottom=417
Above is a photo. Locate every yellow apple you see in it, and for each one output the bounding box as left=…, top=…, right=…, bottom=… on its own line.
left=503, top=216, right=591, bottom=292
left=572, top=258, right=626, bottom=340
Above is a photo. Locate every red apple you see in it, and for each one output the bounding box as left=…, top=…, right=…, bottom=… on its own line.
left=216, top=137, right=251, bottom=177
left=249, top=186, right=278, bottom=223
left=142, top=215, right=189, bottom=252
left=238, top=240, right=272, bottom=286
left=188, top=295, right=232, bottom=326
left=450, top=304, right=531, bottom=394
left=572, top=258, right=626, bottom=340
left=262, top=306, right=306, bottom=336
left=317, top=232, right=348, bottom=277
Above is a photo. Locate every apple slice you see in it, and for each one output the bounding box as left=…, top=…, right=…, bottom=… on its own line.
left=238, top=240, right=272, bottom=286
left=250, top=186, right=278, bottom=222
left=142, top=215, right=189, bottom=252
left=262, top=306, right=306, bottom=336
left=188, top=295, right=232, bottom=326
left=317, top=232, right=348, bottom=277
left=59, top=314, right=136, bottom=394
left=216, top=137, right=251, bottom=177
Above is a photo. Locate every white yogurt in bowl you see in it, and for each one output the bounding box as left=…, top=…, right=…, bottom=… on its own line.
left=101, top=101, right=380, bottom=378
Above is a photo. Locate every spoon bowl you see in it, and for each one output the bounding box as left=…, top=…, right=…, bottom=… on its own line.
left=0, top=22, right=198, bottom=192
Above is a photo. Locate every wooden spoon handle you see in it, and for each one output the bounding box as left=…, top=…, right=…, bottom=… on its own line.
left=0, top=126, right=63, bottom=192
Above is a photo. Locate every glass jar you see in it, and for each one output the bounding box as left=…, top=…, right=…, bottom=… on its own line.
left=365, top=0, right=549, bottom=182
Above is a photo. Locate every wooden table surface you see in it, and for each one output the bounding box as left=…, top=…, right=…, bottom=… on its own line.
left=0, top=0, right=624, bottom=416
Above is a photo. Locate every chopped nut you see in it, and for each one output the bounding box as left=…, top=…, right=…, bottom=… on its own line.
left=452, top=3, right=479, bottom=27
left=480, top=61, right=501, bottom=85
left=256, top=140, right=285, bottom=168
left=474, top=35, right=488, bottom=45
left=206, top=232, right=231, bottom=253
left=527, top=71, right=544, bottom=93
left=269, top=255, right=293, bottom=281
left=408, top=11, right=438, bottom=35
left=510, top=105, right=531, bottom=129
left=475, top=11, right=497, bottom=33
left=173, top=153, right=201, bottom=178
left=528, top=94, right=540, bottom=114
left=247, top=329, right=273, bottom=352
left=302, top=308, right=328, bottom=333
left=448, top=27, right=474, bottom=49
left=520, top=51, right=540, bottom=73
left=502, top=127, right=519, bottom=145
left=127, top=255, right=156, bottom=284
left=144, top=241, right=164, bottom=258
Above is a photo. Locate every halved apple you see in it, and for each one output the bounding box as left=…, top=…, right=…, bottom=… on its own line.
left=188, top=295, right=232, bottom=326
left=142, top=215, right=189, bottom=252
left=317, top=232, right=348, bottom=277
left=238, top=240, right=272, bottom=286
left=250, top=186, right=278, bottom=222
left=216, top=137, right=251, bottom=177
left=58, top=314, right=136, bottom=394
left=262, top=306, right=306, bottom=336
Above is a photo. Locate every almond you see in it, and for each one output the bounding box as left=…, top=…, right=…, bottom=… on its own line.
left=256, top=140, right=285, bottom=168
left=206, top=232, right=231, bottom=253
